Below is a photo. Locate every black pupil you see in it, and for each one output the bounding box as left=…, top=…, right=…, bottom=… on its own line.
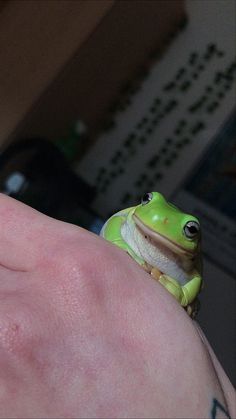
left=188, top=225, right=198, bottom=234
left=143, top=193, right=150, bottom=202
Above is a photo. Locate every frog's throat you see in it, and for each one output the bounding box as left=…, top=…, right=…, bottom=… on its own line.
left=133, top=214, right=195, bottom=258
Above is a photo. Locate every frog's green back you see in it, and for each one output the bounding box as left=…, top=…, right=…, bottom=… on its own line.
left=101, top=207, right=134, bottom=244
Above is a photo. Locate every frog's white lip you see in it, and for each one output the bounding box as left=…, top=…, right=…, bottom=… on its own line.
left=133, top=214, right=195, bottom=257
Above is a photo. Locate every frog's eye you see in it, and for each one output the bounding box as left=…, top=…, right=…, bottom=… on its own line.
left=183, top=221, right=200, bottom=239
left=141, top=192, right=153, bottom=205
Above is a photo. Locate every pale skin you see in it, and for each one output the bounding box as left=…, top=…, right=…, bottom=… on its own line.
left=0, top=194, right=235, bottom=418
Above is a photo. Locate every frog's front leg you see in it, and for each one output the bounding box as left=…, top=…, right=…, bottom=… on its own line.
left=157, top=272, right=202, bottom=316
left=158, top=272, right=202, bottom=307
left=158, top=274, right=183, bottom=303
left=181, top=274, right=202, bottom=306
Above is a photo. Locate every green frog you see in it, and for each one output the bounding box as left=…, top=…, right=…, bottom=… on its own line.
left=100, top=192, right=203, bottom=317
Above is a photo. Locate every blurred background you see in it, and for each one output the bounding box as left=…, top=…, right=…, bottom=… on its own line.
left=0, top=0, right=235, bottom=385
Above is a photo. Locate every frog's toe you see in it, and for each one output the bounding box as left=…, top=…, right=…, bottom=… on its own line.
left=150, top=266, right=162, bottom=280
left=186, top=299, right=200, bottom=319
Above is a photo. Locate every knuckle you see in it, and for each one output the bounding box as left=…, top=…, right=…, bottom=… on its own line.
left=43, top=233, right=111, bottom=311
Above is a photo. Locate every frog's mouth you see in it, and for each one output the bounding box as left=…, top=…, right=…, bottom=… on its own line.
left=133, top=215, right=194, bottom=258
left=131, top=215, right=198, bottom=285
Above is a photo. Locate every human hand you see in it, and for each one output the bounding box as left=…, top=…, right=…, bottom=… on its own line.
left=0, top=195, right=234, bottom=418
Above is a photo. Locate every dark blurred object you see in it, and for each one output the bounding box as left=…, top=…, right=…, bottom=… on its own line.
left=0, top=138, right=103, bottom=233
left=56, top=119, right=88, bottom=163
left=0, top=0, right=186, bottom=150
